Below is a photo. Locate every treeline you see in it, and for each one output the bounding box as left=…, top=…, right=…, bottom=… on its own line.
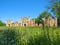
left=0, top=20, right=6, bottom=26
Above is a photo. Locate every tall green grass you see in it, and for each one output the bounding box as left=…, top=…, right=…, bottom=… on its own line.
left=0, top=27, right=60, bottom=45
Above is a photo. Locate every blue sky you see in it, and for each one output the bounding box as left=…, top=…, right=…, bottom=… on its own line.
left=0, top=0, right=48, bottom=22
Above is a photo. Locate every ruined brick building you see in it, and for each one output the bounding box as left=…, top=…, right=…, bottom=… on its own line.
left=6, top=17, right=37, bottom=27
left=6, top=16, right=57, bottom=27
left=44, top=16, right=57, bottom=27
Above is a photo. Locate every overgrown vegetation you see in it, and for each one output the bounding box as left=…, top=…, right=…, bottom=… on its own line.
left=0, top=0, right=60, bottom=45
left=0, top=27, right=60, bottom=45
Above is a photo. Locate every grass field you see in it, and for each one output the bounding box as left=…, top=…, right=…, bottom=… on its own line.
left=0, top=26, right=60, bottom=45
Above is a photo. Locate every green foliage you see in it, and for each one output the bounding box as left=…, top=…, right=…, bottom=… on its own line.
left=0, top=27, right=60, bottom=45
left=48, top=0, right=60, bottom=26
left=0, top=20, right=5, bottom=26
left=51, top=2, right=60, bottom=16
left=38, top=11, right=51, bottom=19
left=0, top=28, right=21, bottom=45
left=53, top=2, right=60, bottom=26
left=35, top=11, right=51, bottom=26
left=35, top=18, right=41, bottom=25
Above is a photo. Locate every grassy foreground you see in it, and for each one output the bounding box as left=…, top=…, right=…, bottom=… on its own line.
left=0, top=26, right=60, bottom=45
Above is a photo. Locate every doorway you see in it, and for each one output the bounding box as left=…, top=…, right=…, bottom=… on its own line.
left=8, top=24, right=10, bottom=26
left=24, top=24, right=26, bottom=26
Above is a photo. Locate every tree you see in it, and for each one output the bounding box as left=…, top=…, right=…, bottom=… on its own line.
left=35, top=18, right=42, bottom=25
left=0, top=20, right=5, bottom=26
left=38, top=11, right=51, bottom=19
left=47, top=0, right=60, bottom=26
left=35, top=11, right=51, bottom=26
